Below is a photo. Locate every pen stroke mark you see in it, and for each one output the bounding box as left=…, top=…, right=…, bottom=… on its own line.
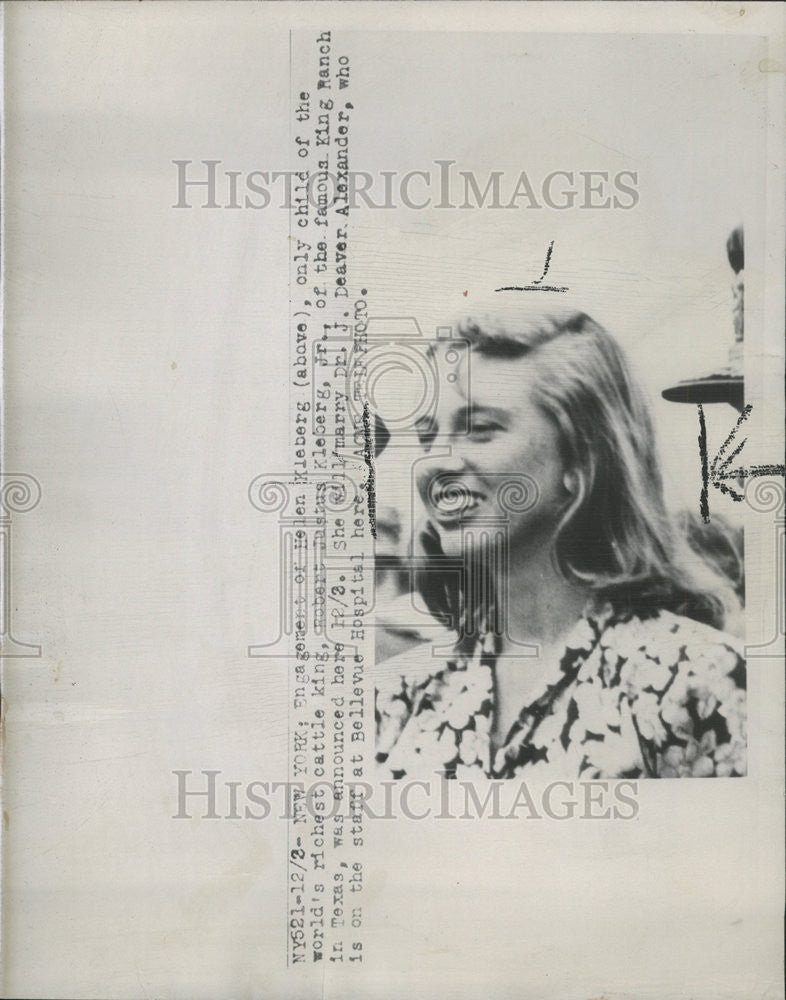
left=698, top=404, right=710, bottom=523
left=361, top=401, right=377, bottom=538
left=495, top=284, right=569, bottom=293
left=495, top=241, right=569, bottom=293
left=699, top=402, right=786, bottom=519
left=532, top=240, right=555, bottom=284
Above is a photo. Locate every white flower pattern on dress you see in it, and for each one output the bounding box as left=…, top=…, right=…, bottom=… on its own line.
left=375, top=605, right=746, bottom=780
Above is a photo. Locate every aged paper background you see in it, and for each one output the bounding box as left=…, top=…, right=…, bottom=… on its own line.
left=1, top=3, right=784, bottom=998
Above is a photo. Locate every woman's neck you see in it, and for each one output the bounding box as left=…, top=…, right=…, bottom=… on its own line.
left=496, top=539, right=591, bottom=652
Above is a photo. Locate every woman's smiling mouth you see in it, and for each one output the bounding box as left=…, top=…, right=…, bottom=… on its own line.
left=428, top=483, right=485, bottom=524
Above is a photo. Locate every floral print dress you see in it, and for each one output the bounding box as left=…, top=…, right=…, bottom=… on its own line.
left=375, top=603, right=746, bottom=780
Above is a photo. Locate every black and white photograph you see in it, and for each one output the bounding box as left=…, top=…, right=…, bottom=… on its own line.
left=374, top=291, right=748, bottom=781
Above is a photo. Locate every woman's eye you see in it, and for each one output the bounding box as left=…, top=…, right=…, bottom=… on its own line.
left=469, top=422, right=500, bottom=436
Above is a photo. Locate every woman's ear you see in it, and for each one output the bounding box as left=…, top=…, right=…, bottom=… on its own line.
left=562, top=469, right=579, bottom=497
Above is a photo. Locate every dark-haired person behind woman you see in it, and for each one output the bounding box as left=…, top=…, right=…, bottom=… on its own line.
left=375, top=303, right=746, bottom=780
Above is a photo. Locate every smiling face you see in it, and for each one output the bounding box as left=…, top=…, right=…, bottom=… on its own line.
left=415, top=345, right=571, bottom=560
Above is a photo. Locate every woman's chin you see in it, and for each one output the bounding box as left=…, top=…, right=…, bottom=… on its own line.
left=421, top=514, right=485, bottom=559
left=431, top=521, right=471, bottom=558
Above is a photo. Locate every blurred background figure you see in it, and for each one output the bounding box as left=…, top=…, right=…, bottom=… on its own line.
left=662, top=226, right=746, bottom=635
left=374, top=416, right=455, bottom=663
left=649, top=227, right=743, bottom=411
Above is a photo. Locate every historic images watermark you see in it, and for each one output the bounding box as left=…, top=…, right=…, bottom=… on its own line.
left=172, top=159, right=640, bottom=211
left=172, top=770, right=641, bottom=822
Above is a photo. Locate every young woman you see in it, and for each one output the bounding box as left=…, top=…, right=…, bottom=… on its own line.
left=375, top=304, right=746, bottom=780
